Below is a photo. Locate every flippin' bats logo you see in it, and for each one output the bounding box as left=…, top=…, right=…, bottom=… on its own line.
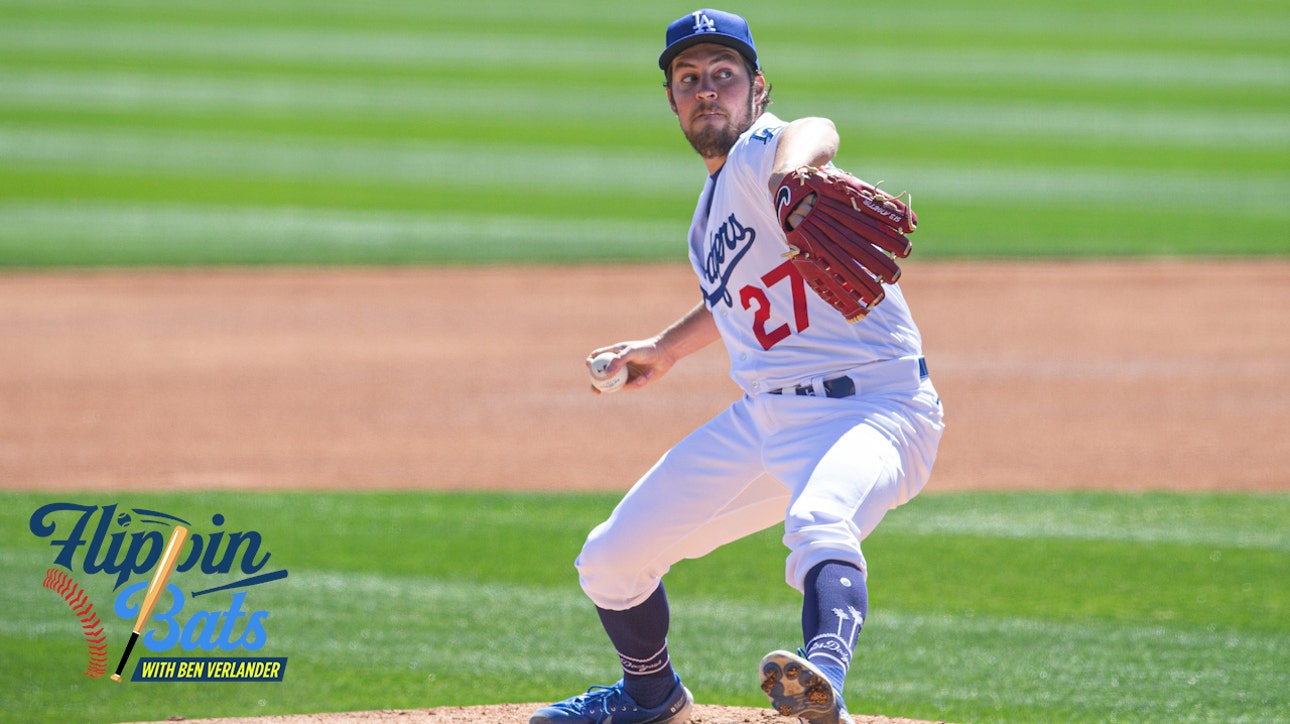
left=31, top=502, right=290, bottom=683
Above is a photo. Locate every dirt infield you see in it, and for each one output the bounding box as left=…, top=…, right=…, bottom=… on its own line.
left=3, top=260, right=1287, bottom=495
left=5, top=260, right=1288, bottom=724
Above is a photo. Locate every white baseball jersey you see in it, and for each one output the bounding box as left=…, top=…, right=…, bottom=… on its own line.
left=686, top=112, right=924, bottom=395
left=576, top=113, right=944, bottom=613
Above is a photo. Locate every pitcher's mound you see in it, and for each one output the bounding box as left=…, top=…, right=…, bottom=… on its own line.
left=124, top=704, right=947, bottom=723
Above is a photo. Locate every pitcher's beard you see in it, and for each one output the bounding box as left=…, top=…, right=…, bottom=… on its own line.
left=682, top=102, right=757, bottom=160
left=684, top=123, right=744, bottom=160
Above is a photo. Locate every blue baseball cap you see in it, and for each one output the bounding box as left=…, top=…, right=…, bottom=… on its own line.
left=659, top=9, right=759, bottom=72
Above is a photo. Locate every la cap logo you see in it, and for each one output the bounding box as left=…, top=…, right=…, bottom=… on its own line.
left=691, top=11, right=716, bottom=33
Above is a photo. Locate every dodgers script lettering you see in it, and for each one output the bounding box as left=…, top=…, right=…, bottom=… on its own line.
left=702, top=213, right=757, bottom=308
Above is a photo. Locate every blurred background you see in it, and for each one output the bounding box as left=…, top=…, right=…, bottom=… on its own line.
left=1, top=0, right=1286, bottom=266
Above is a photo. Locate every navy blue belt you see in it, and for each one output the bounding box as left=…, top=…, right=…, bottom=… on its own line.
left=768, top=357, right=928, bottom=399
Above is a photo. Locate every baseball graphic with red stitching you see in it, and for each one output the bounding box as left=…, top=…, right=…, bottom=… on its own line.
left=42, top=567, right=109, bottom=679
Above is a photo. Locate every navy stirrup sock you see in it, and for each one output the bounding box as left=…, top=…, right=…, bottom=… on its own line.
left=801, top=560, right=869, bottom=695
left=596, top=583, right=677, bottom=708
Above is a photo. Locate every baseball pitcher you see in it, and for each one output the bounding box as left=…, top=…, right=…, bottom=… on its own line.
left=532, top=9, right=944, bottom=724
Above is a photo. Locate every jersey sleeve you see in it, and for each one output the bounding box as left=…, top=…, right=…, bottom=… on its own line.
left=726, top=120, right=784, bottom=212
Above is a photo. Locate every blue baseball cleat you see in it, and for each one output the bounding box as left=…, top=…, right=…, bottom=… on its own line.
left=759, top=650, right=854, bottom=724
left=530, top=676, right=693, bottom=724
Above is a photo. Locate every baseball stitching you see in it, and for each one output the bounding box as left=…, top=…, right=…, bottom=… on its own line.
left=43, top=567, right=109, bottom=679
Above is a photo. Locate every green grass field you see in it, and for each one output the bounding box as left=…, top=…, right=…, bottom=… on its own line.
left=0, top=0, right=1287, bottom=265
left=4, top=491, right=1288, bottom=724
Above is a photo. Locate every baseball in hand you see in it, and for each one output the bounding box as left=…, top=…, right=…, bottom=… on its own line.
left=589, top=352, right=628, bottom=394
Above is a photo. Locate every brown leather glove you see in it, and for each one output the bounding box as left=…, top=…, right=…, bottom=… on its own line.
left=775, top=165, right=917, bottom=322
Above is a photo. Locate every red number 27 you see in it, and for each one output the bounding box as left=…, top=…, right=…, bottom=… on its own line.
left=738, top=260, right=811, bottom=350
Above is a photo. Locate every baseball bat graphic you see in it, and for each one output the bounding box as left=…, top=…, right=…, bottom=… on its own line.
left=111, top=525, right=189, bottom=683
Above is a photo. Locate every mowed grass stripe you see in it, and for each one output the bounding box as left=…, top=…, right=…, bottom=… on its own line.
left=0, top=127, right=692, bottom=194
left=270, top=570, right=1290, bottom=718
left=3, top=490, right=1287, bottom=722
left=0, top=201, right=683, bottom=264
left=4, top=127, right=1287, bottom=214
left=0, top=69, right=666, bottom=124
left=854, top=610, right=1290, bottom=722
left=0, top=0, right=1286, bottom=264
left=0, top=0, right=670, bottom=34
left=5, top=144, right=1286, bottom=259
left=884, top=492, right=1290, bottom=552
left=11, top=564, right=1281, bottom=721
left=814, top=97, right=1290, bottom=151
left=4, top=179, right=1286, bottom=261
left=0, top=20, right=658, bottom=73
left=2, top=0, right=1284, bottom=74
left=14, top=563, right=1274, bottom=719
left=3, top=0, right=1286, bottom=54
left=4, top=18, right=1285, bottom=97
left=5, top=69, right=1285, bottom=154
left=4, top=3, right=1285, bottom=98
left=773, top=44, right=1290, bottom=91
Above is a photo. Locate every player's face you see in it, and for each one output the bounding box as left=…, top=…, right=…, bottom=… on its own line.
left=668, top=45, right=763, bottom=160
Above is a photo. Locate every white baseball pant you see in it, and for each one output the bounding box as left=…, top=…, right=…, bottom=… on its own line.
left=577, top=358, right=944, bottom=611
